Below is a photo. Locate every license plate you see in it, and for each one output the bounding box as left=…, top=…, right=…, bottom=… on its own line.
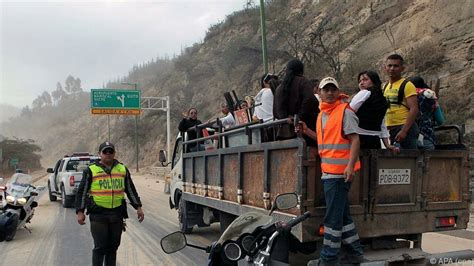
left=378, top=169, right=411, bottom=185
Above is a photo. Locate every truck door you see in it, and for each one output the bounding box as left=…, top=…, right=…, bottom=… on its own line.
left=421, top=150, right=469, bottom=211
left=368, top=151, right=422, bottom=214
left=52, top=159, right=62, bottom=190
left=55, top=159, right=65, bottom=190
left=170, top=136, right=184, bottom=204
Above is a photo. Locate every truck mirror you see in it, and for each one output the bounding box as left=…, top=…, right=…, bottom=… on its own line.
left=159, top=150, right=167, bottom=163
left=161, top=231, right=187, bottom=254
left=46, top=168, right=54, bottom=173
left=274, top=193, right=298, bottom=210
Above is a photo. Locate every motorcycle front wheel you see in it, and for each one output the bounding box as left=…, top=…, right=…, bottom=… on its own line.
left=0, top=211, right=19, bottom=241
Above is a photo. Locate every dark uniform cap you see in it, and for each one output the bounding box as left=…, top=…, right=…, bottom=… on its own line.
left=99, top=141, right=115, bottom=152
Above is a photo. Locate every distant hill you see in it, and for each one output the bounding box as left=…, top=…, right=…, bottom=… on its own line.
left=1, top=0, right=473, bottom=167
left=0, top=104, right=21, bottom=123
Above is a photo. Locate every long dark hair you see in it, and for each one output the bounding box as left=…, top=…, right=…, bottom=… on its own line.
left=358, top=70, right=382, bottom=91
left=281, top=59, right=304, bottom=97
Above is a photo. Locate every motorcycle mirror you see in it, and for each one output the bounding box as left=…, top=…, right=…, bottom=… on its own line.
left=274, top=193, right=298, bottom=210
left=46, top=168, right=54, bottom=173
left=161, top=231, right=187, bottom=254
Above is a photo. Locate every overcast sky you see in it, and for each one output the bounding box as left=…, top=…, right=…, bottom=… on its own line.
left=0, top=0, right=245, bottom=108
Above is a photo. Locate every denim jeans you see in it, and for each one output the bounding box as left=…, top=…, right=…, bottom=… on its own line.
left=389, top=123, right=419, bottom=149
left=320, top=178, right=363, bottom=263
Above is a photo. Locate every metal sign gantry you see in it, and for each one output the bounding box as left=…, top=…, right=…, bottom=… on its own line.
left=141, top=96, right=171, bottom=164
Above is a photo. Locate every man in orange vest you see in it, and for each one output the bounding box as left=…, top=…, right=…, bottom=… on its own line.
left=75, top=142, right=144, bottom=266
left=297, top=77, right=364, bottom=265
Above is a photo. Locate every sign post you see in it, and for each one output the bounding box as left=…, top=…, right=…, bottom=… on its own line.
left=91, top=88, right=141, bottom=172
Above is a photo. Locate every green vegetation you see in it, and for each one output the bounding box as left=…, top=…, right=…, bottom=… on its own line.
left=0, top=138, right=42, bottom=174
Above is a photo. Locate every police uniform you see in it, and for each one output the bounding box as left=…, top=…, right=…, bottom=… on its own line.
left=75, top=150, right=142, bottom=266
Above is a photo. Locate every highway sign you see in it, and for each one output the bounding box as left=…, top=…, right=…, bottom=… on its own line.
left=10, top=158, right=19, bottom=166
left=91, top=89, right=141, bottom=115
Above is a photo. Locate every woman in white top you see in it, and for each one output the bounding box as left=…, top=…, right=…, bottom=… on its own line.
left=350, top=71, right=395, bottom=150
left=253, top=73, right=274, bottom=122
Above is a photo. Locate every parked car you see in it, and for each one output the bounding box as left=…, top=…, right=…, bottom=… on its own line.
left=47, top=153, right=98, bottom=208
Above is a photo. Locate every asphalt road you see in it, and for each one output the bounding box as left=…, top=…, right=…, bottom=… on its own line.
left=0, top=171, right=473, bottom=266
left=0, top=172, right=221, bottom=266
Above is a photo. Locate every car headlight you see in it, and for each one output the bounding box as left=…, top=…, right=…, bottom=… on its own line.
left=6, top=195, right=15, bottom=203
left=17, top=197, right=27, bottom=205
left=223, top=242, right=241, bottom=261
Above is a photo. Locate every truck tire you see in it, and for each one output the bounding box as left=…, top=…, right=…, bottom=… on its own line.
left=48, top=181, right=57, bottom=202
left=61, top=185, right=74, bottom=208
left=178, top=199, right=193, bottom=234
left=219, top=211, right=236, bottom=233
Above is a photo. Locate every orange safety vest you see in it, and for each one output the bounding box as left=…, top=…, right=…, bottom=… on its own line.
left=316, top=102, right=360, bottom=175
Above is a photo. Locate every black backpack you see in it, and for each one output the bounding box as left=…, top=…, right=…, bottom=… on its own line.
left=383, top=79, right=409, bottom=108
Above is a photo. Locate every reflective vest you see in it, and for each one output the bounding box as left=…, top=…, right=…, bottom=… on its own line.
left=89, top=163, right=126, bottom=209
left=316, top=102, right=361, bottom=175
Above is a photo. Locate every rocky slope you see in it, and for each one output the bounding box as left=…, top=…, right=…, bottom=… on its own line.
left=1, top=0, right=473, bottom=167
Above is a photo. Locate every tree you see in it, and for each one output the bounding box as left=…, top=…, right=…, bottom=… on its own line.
left=41, top=91, right=52, bottom=106
left=0, top=138, right=42, bottom=172
left=52, top=82, right=67, bottom=103
left=64, top=75, right=82, bottom=94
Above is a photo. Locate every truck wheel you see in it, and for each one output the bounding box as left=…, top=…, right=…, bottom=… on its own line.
left=61, top=185, right=73, bottom=208
left=48, top=181, right=57, bottom=202
left=219, top=211, right=236, bottom=233
left=178, top=199, right=193, bottom=234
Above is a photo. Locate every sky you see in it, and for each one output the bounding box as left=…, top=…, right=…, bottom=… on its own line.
left=0, top=0, right=245, bottom=108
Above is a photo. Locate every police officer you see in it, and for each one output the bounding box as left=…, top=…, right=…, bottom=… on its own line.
left=75, top=141, right=144, bottom=266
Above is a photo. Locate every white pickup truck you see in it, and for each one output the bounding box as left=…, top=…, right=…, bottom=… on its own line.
left=46, top=153, right=99, bottom=208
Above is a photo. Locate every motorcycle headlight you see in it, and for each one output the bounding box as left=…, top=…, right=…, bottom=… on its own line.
left=223, top=242, right=241, bottom=261
left=6, top=195, right=15, bottom=203
left=17, top=197, right=27, bottom=205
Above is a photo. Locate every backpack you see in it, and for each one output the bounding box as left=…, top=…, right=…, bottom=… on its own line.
left=383, top=79, right=409, bottom=108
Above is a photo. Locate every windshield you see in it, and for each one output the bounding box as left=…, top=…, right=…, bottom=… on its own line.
left=66, top=159, right=94, bottom=172
left=217, top=212, right=273, bottom=244
left=6, top=173, right=33, bottom=196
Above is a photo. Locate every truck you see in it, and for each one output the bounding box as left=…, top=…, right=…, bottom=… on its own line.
left=47, top=153, right=99, bottom=208
left=161, top=120, right=473, bottom=264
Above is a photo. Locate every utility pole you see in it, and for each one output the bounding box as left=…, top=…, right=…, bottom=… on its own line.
left=259, top=0, right=269, bottom=73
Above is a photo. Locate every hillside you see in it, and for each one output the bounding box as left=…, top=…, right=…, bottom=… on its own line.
left=1, top=0, right=473, bottom=168
left=0, top=104, right=21, bottom=123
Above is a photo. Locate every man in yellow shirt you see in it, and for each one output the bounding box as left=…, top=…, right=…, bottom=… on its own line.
left=383, top=54, right=419, bottom=149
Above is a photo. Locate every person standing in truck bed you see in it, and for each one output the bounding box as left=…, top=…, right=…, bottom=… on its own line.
left=178, top=107, right=203, bottom=152
left=296, top=77, right=365, bottom=265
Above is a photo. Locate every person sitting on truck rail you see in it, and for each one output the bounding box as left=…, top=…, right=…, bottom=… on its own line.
left=219, top=103, right=236, bottom=129
left=253, top=73, right=275, bottom=123
left=296, top=77, right=365, bottom=265
left=178, top=108, right=203, bottom=152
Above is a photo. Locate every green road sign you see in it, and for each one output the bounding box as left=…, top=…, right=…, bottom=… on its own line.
left=10, top=158, right=19, bottom=166
left=91, top=89, right=141, bottom=115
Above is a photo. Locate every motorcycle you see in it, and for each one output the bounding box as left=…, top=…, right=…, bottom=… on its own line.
left=161, top=193, right=311, bottom=265
left=0, top=173, right=45, bottom=241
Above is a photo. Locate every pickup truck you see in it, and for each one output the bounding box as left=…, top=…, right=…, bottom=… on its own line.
left=161, top=120, right=473, bottom=264
left=47, top=153, right=99, bottom=208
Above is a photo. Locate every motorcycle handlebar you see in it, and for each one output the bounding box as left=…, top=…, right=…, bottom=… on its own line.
left=283, top=211, right=311, bottom=230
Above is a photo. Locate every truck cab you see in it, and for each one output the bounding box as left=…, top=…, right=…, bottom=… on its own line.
left=47, top=153, right=99, bottom=208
